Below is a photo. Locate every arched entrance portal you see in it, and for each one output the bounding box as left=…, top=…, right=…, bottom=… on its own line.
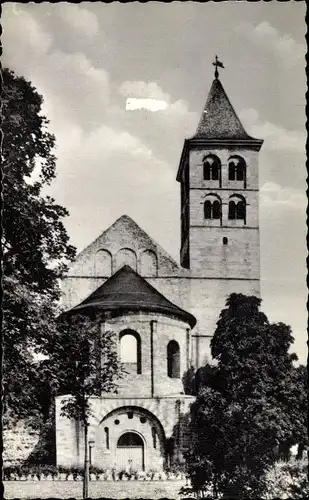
left=116, top=432, right=145, bottom=471
left=98, top=406, right=166, bottom=471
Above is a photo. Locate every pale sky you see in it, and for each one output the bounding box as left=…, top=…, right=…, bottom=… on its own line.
left=2, top=2, right=307, bottom=363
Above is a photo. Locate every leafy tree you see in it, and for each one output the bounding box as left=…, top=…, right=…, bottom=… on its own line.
left=45, top=313, right=122, bottom=498
left=2, top=68, right=76, bottom=424
left=277, top=363, right=308, bottom=461
left=184, top=293, right=307, bottom=498
left=182, top=365, right=196, bottom=395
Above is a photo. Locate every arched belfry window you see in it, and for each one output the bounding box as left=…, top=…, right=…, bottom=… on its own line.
left=204, top=194, right=222, bottom=222
left=228, top=195, right=247, bottom=224
left=237, top=200, right=246, bottom=220
left=212, top=200, right=221, bottom=219
left=119, top=330, right=142, bottom=374
left=167, top=340, right=180, bottom=379
left=228, top=156, right=246, bottom=185
left=204, top=200, right=212, bottom=219
left=228, top=200, right=236, bottom=220
left=203, top=155, right=221, bottom=184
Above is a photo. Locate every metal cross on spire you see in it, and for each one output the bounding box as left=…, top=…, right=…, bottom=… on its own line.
left=213, top=55, right=225, bottom=79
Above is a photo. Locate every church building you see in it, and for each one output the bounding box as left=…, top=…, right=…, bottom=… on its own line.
left=56, top=64, right=263, bottom=472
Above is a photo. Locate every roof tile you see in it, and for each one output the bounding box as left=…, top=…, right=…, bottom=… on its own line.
left=194, top=78, right=253, bottom=140
left=71, top=265, right=196, bottom=328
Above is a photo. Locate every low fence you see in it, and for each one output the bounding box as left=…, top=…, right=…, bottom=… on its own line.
left=3, top=467, right=187, bottom=482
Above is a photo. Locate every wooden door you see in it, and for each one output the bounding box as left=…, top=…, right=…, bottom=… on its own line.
left=116, top=432, right=145, bottom=471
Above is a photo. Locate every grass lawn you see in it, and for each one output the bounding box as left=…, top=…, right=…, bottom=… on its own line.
left=3, top=480, right=186, bottom=499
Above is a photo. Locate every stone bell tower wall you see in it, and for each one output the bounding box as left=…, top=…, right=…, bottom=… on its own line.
left=188, top=146, right=260, bottom=279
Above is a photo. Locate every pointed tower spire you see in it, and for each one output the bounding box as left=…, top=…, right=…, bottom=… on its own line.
left=195, top=77, right=252, bottom=139
left=193, top=60, right=260, bottom=141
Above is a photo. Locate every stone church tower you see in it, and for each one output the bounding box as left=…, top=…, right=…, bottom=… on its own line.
left=177, top=70, right=263, bottom=365
left=56, top=65, right=263, bottom=472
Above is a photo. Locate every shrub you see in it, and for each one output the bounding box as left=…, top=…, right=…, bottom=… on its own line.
left=89, top=465, right=105, bottom=479
left=127, top=468, right=138, bottom=479
left=164, top=463, right=186, bottom=474
left=264, top=459, right=309, bottom=498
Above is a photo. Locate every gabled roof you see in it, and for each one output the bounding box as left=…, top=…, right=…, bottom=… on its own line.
left=194, top=78, right=255, bottom=140
left=66, top=214, right=183, bottom=278
left=71, top=265, right=196, bottom=328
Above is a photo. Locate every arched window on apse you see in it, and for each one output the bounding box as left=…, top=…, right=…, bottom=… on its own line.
left=203, top=155, right=221, bottom=183
left=140, top=249, right=158, bottom=277
left=115, top=248, right=137, bottom=272
left=119, top=330, right=142, bottom=374
left=167, top=340, right=180, bottom=379
left=228, top=195, right=247, bottom=223
left=94, top=249, right=112, bottom=276
left=151, top=427, right=157, bottom=449
left=104, top=427, right=109, bottom=449
left=228, top=156, right=246, bottom=184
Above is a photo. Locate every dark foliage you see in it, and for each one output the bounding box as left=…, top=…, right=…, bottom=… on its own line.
left=184, top=293, right=307, bottom=498
left=2, top=68, right=76, bottom=424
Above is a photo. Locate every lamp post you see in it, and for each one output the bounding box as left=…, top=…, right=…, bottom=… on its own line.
left=89, top=440, right=95, bottom=466
left=83, top=425, right=89, bottom=499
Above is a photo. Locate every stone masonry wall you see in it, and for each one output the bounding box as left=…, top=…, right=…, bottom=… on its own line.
left=56, top=396, right=194, bottom=470
left=189, top=226, right=260, bottom=279
left=188, top=147, right=260, bottom=278
left=103, top=312, right=189, bottom=398
left=3, top=421, right=40, bottom=465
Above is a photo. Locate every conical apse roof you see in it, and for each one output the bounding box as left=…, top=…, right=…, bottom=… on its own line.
left=71, top=265, right=196, bottom=328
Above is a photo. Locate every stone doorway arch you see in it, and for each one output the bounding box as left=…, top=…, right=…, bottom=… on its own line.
left=116, top=431, right=145, bottom=471
left=96, top=405, right=166, bottom=471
